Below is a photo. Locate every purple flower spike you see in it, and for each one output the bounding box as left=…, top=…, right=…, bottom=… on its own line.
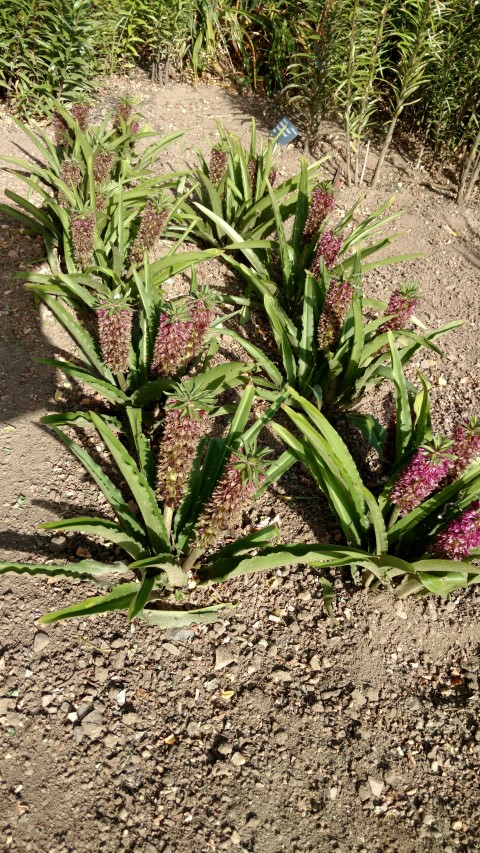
left=303, top=186, right=335, bottom=241
left=390, top=438, right=455, bottom=515
left=157, top=408, right=209, bottom=510
left=311, top=231, right=343, bottom=276
left=433, top=501, right=480, bottom=560
left=129, top=204, right=168, bottom=266
left=193, top=454, right=257, bottom=550
left=97, top=302, right=133, bottom=373
left=317, top=279, right=354, bottom=350
left=151, top=314, right=193, bottom=377
left=70, top=212, right=96, bottom=270
left=209, top=147, right=228, bottom=185
left=449, top=417, right=480, bottom=481
left=70, top=103, right=90, bottom=131
left=381, top=283, right=419, bottom=332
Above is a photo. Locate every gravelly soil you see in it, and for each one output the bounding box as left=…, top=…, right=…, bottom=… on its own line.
left=0, top=76, right=480, bottom=853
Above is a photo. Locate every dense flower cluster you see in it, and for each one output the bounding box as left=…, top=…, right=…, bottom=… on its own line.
left=151, top=300, right=214, bottom=377
left=60, top=159, right=81, bottom=191
left=381, top=283, right=419, bottom=332
left=390, top=439, right=455, bottom=515
left=151, top=314, right=192, bottom=377
left=311, top=231, right=343, bottom=276
left=157, top=407, right=209, bottom=509
left=96, top=302, right=133, bottom=373
left=209, top=147, right=228, bottom=185
left=53, top=111, right=69, bottom=147
left=448, top=418, right=480, bottom=481
left=433, top=501, right=480, bottom=560
left=184, top=300, right=215, bottom=363
left=70, top=103, right=89, bottom=131
left=303, top=187, right=335, bottom=241
left=129, top=204, right=168, bottom=265
left=70, top=212, right=96, bottom=269
left=93, top=150, right=114, bottom=185
left=317, top=279, right=354, bottom=350
left=192, top=454, right=257, bottom=549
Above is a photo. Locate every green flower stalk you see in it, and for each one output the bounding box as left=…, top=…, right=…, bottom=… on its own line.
left=381, top=283, right=419, bottom=332
left=93, top=150, right=114, bottom=185
left=390, top=437, right=455, bottom=516
left=70, top=211, right=96, bottom=269
left=129, top=204, right=168, bottom=266
left=209, top=147, right=228, bottom=185
left=317, top=279, right=354, bottom=350
left=191, top=452, right=261, bottom=551
left=303, top=186, right=335, bottom=241
left=96, top=298, right=133, bottom=373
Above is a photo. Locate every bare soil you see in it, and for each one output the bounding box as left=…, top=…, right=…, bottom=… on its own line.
left=0, top=76, right=479, bottom=853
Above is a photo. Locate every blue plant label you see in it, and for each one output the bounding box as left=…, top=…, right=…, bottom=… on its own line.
left=270, top=117, right=299, bottom=146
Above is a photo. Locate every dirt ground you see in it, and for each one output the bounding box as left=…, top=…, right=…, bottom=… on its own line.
left=0, top=76, right=480, bottom=853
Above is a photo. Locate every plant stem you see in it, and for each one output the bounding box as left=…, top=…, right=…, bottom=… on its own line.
left=183, top=546, right=205, bottom=574
left=117, top=371, right=127, bottom=392
left=164, top=505, right=173, bottom=540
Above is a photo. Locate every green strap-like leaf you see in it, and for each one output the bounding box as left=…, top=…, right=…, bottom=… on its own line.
left=40, top=517, right=145, bottom=560
left=89, top=412, right=168, bottom=553
left=0, top=559, right=128, bottom=582
left=138, top=604, right=233, bottom=627
left=39, top=583, right=139, bottom=624
left=202, top=543, right=373, bottom=584
left=49, top=425, right=147, bottom=543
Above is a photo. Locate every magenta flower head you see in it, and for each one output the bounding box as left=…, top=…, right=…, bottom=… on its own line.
left=311, top=231, right=343, bottom=276
left=317, top=278, right=354, bottom=350
left=70, top=211, right=96, bottom=270
left=381, top=283, right=420, bottom=332
left=303, top=185, right=335, bottom=241
left=449, top=417, right=480, bottom=481
left=390, top=436, right=456, bottom=515
left=96, top=295, right=133, bottom=373
left=432, top=500, right=480, bottom=560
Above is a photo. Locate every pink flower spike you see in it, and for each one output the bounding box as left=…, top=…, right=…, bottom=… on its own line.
left=311, top=231, right=343, bottom=275
left=390, top=438, right=455, bottom=515
left=433, top=501, right=480, bottom=560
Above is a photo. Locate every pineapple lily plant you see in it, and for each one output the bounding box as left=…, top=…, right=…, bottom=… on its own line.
left=273, top=342, right=480, bottom=600
left=0, top=100, right=187, bottom=275
left=0, top=387, right=361, bottom=625
left=220, top=254, right=459, bottom=411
